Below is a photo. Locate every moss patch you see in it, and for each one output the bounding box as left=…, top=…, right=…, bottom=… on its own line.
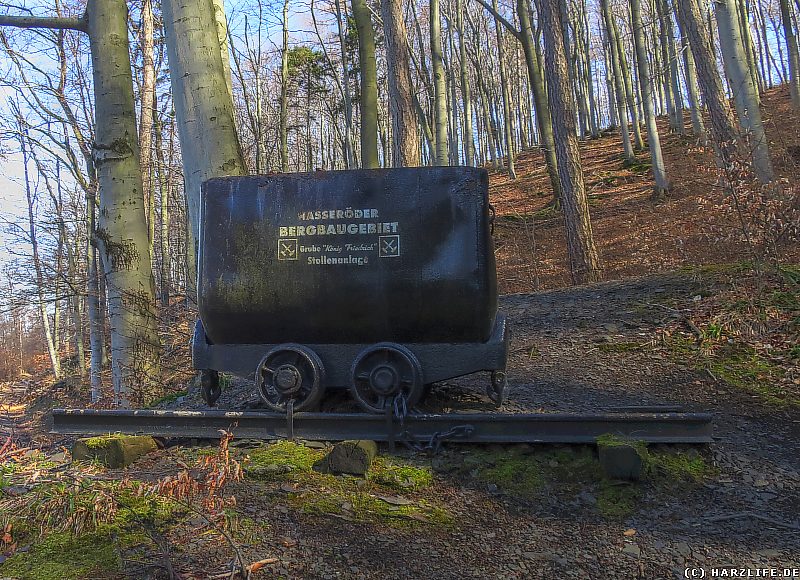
left=246, top=441, right=325, bottom=476
left=83, top=434, right=126, bottom=450
left=596, top=481, right=641, bottom=519
left=147, top=389, right=188, bottom=408
left=368, top=457, right=433, bottom=491
left=708, top=345, right=793, bottom=407
left=0, top=530, right=121, bottom=580
left=244, top=442, right=450, bottom=528
left=648, top=450, right=718, bottom=483
left=597, top=342, right=643, bottom=353
left=474, top=450, right=543, bottom=497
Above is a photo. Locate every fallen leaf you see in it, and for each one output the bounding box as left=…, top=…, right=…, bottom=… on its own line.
left=247, top=558, right=279, bottom=573
left=623, top=529, right=636, bottom=537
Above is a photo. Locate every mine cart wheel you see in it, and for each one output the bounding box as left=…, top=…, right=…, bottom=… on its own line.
left=200, top=369, right=222, bottom=406
left=486, top=370, right=509, bottom=408
left=349, top=343, right=424, bottom=414
left=256, top=344, right=326, bottom=412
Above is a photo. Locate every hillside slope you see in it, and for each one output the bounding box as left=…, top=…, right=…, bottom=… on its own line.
left=491, top=85, right=800, bottom=293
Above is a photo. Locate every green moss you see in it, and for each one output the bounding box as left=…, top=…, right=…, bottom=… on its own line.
left=647, top=451, right=717, bottom=483
left=83, top=434, right=125, bottom=450
left=287, top=470, right=452, bottom=528
left=597, top=481, right=642, bottom=519
left=112, top=490, right=183, bottom=530
left=597, top=342, right=643, bottom=353
left=246, top=441, right=325, bottom=477
left=368, top=457, right=433, bottom=491
left=244, top=443, right=450, bottom=528
left=472, top=449, right=543, bottom=497
left=596, top=434, right=649, bottom=459
left=0, top=530, right=121, bottom=579
left=147, top=389, right=188, bottom=408
left=708, top=345, right=795, bottom=407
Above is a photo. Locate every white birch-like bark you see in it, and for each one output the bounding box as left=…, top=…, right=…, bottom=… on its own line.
left=88, top=0, right=161, bottom=405
left=162, top=0, right=247, bottom=291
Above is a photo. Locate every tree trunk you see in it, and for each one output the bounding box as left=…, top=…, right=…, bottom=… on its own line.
left=676, top=0, right=746, bottom=168
left=675, top=5, right=707, bottom=141
left=715, top=0, right=774, bottom=182
left=430, top=0, right=450, bottom=165
left=601, top=0, right=636, bottom=163
left=280, top=0, right=290, bottom=172
left=630, top=0, right=670, bottom=197
left=352, top=0, right=379, bottom=169
left=19, top=126, right=61, bottom=380
left=780, top=0, right=800, bottom=107
left=518, top=0, right=562, bottom=202
left=537, top=0, right=602, bottom=285
left=162, top=0, right=247, bottom=294
left=334, top=0, right=355, bottom=168
left=88, top=0, right=161, bottom=405
left=612, top=16, right=644, bottom=149
left=457, top=0, right=474, bottom=165
left=381, top=0, right=419, bottom=166
left=493, top=0, right=517, bottom=178
left=139, top=0, right=156, bottom=256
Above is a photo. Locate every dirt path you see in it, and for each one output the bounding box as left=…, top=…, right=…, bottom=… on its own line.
left=3, top=272, right=798, bottom=579
left=173, top=272, right=799, bottom=579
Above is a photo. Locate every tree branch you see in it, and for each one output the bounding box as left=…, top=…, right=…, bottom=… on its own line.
left=0, top=14, right=87, bottom=33
left=469, top=0, right=522, bottom=41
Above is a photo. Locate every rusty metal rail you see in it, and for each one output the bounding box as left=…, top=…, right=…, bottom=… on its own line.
left=52, top=408, right=713, bottom=444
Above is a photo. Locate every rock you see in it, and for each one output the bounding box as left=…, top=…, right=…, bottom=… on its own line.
left=48, top=451, right=68, bottom=463
left=1, top=485, right=29, bottom=497
left=622, top=544, right=641, bottom=558
left=675, top=542, right=691, bottom=557
left=72, top=435, right=158, bottom=468
left=598, top=443, right=644, bottom=481
left=313, top=440, right=377, bottom=476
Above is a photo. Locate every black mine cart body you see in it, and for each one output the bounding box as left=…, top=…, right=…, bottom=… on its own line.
left=192, top=167, right=510, bottom=412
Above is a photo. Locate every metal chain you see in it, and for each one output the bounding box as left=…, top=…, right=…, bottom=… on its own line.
left=389, top=392, right=474, bottom=454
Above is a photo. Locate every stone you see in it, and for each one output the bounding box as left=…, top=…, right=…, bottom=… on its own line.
left=622, top=544, right=641, bottom=558
left=675, top=542, right=691, bottom=557
left=598, top=443, right=643, bottom=481
left=72, top=435, right=158, bottom=468
left=313, top=440, right=377, bottom=476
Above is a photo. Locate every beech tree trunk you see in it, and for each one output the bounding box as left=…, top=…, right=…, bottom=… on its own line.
left=715, top=0, right=774, bottom=182
left=601, top=0, right=636, bottom=163
left=431, top=0, right=450, bottom=165
left=779, top=0, right=800, bottom=107
left=87, top=0, right=161, bottom=405
left=280, top=0, right=290, bottom=172
left=139, top=0, right=156, bottom=256
left=352, top=0, right=379, bottom=169
left=630, top=0, right=669, bottom=197
left=381, top=0, right=419, bottom=166
left=537, top=0, right=602, bottom=285
left=676, top=0, right=746, bottom=168
left=162, top=0, right=247, bottom=294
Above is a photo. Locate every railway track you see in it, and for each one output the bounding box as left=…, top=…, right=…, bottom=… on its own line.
left=52, top=407, right=713, bottom=446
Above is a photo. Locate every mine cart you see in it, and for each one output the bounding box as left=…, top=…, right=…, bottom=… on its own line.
left=191, top=167, right=510, bottom=413
left=52, top=168, right=713, bottom=446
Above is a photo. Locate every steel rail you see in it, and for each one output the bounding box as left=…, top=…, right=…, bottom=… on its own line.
left=52, top=408, right=713, bottom=444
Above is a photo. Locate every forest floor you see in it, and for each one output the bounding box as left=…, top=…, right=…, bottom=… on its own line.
left=0, top=87, right=799, bottom=579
